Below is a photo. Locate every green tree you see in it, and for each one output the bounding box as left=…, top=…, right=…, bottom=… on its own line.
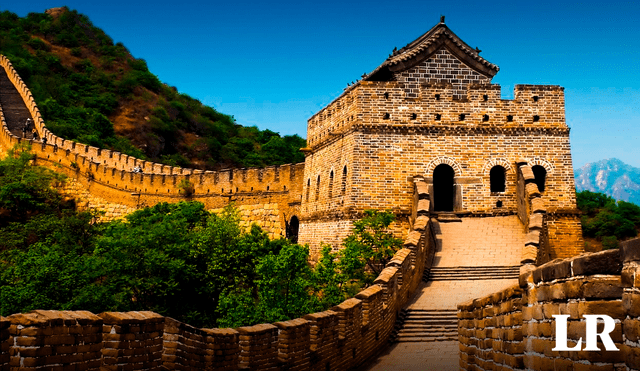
left=339, top=210, right=403, bottom=284
left=0, top=143, right=65, bottom=225
left=577, top=190, right=640, bottom=247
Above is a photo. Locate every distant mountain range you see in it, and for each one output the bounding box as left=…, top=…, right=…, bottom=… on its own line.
left=575, top=158, right=640, bottom=205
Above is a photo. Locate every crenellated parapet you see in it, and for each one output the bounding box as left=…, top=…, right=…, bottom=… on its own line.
left=307, top=81, right=567, bottom=150
left=459, top=238, right=640, bottom=371
left=0, top=55, right=305, bottom=235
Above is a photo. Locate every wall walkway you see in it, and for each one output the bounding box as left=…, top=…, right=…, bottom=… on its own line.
left=362, top=215, right=525, bottom=370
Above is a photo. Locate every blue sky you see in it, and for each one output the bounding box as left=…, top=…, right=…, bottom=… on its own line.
left=3, top=0, right=640, bottom=168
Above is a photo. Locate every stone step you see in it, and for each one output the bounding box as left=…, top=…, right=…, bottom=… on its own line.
left=435, top=213, right=462, bottom=222
left=428, top=275, right=517, bottom=280
left=403, top=315, right=457, bottom=320
left=394, top=335, right=458, bottom=342
left=424, top=265, right=520, bottom=281
left=399, top=326, right=457, bottom=331
left=430, top=268, right=518, bottom=272
left=390, top=307, right=461, bottom=343
left=403, top=321, right=457, bottom=326
left=397, top=331, right=457, bottom=337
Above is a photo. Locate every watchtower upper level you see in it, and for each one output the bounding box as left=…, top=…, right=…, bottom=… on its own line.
left=307, top=82, right=566, bottom=150
left=306, top=18, right=567, bottom=150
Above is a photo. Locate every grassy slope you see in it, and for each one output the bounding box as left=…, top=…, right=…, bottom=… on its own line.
left=0, top=7, right=306, bottom=170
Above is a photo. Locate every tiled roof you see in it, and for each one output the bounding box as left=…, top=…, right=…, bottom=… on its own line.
left=366, top=20, right=499, bottom=80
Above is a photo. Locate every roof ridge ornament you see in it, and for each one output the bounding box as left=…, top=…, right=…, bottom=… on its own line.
left=440, top=15, right=445, bottom=23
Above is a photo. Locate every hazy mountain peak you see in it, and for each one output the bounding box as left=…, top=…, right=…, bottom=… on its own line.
left=575, top=158, right=640, bottom=204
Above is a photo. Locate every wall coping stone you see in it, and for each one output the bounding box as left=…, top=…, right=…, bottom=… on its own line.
left=355, top=285, right=383, bottom=300
left=236, top=323, right=277, bottom=334
left=331, top=298, right=361, bottom=312
left=274, top=318, right=310, bottom=330
left=622, top=237, right=640, bottom=262
left=374, top=266, right=399, bottom=284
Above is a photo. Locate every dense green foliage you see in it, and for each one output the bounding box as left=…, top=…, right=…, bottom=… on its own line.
left=0, top=8, right=305, bottom=169
left=577, top=190, right=640, bottom=249
left=0, top=147, right=399, bottom=328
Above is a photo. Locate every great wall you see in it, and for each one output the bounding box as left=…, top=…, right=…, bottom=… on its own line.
left=1, top=17, right=638, bottom=370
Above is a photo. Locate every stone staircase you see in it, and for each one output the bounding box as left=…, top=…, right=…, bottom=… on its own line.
left=391, top=309, right=458, bottom=342
left=0, top=67, right=34, bottom=138
left=388, top=216, right=526, bottom=344
left=425, top=265, right=520, bottom=281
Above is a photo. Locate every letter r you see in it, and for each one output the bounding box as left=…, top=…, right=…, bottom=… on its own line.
left=583, top=315, right=619, bottom=351
left=552, top=314, right=582, bottom=351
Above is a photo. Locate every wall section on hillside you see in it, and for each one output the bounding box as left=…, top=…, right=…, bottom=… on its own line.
left=0, top=55, right=305, bottom=236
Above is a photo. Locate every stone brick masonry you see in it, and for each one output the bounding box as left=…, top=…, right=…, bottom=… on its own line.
left=458, top=237, right=640, bottom=371
left=0, top=55, right=305, bottom=238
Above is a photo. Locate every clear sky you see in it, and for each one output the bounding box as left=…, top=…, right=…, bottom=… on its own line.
left=3, top=0, right=640, bottom=168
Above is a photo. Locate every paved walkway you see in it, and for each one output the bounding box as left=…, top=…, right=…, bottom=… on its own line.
left=362, top=341, right=460, bottom=371
left=360, top=216, right=526, bottom=371
left=432, top=215, right=525, bottom=267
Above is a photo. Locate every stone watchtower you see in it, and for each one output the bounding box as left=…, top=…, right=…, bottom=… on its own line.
left=298, top=18, right=583, bottom=259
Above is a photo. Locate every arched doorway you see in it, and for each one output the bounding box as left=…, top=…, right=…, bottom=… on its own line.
left=433, top=164, right=455, bottom=212
left=532, top=165, right=547, bottom=192
left=286, top=216, right=299, bottom=243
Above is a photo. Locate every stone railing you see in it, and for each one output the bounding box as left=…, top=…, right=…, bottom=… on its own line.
left=516, top=159, right=584, bottom=263
left=458, top=237, right=640, bottom=370
left=0, top=179, right=433, bottom=370
left=516, top=159, right=547, bottom=269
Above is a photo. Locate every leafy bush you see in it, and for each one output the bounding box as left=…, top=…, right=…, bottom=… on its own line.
left=577, top=190, right=640, bottom=247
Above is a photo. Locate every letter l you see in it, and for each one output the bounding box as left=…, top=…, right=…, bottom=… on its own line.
left=552, top=314, right=582, bottom=351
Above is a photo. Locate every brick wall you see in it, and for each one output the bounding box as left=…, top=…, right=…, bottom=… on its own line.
left=459, top=237, right=640, bottom=371
left=545, top=213, right=584, bottom=259
left=516, top=160, right=584, bottom=266
left=458, top=285, right=525, bottom=370
left=0, top=55, right=305, bottom=237
left=395, top=48, right=491, bottom=99
left=6, top=310, right=103, bottom=370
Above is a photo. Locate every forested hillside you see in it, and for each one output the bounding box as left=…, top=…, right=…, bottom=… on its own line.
left=0, top=7, right=305, bottom=170
left=577, top=190, right=640, bottom=251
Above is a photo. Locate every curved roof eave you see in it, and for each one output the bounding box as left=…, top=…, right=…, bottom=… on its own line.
left=365, top=21, right=499, bottom=81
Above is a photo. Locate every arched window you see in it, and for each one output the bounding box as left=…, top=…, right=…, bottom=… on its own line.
left=286, top=216, right=299, bottom=243
left=328, top=170, right=334, bottom=198
left=342, top=166, right=348, bottom=195
left=490, top=166, right=506, bottom=192
left=532, top=165, right=547, bottom=192
left=306, top=178, right=310, bottom=202
left=315, top=175, right=321, bottom=201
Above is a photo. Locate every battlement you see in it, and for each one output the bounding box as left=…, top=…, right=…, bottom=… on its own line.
left=307, top=82, right=566, bottom=149
left=0, top=55, right=305, bottom=237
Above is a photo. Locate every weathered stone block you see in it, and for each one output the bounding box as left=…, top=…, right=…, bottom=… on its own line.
left=573, top=251, right=621, bottom=279
left=541, top=259, right=571, bottom=281
left=622, top=237, right=640, bottom=262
